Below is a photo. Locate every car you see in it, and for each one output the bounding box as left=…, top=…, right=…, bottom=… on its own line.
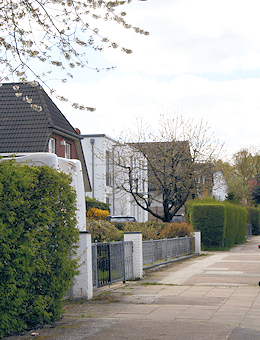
left=171, top=214, right=184, bottom=223
left=106, top=215, right=136, bottom=222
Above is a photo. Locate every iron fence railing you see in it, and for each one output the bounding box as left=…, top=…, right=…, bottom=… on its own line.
left=143, top=236, right=195, bottom=267
left=92, top=240, right=133, bottom=289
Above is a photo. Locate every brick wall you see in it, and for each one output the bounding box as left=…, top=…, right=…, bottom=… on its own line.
left=47, top=133, right=78, bottom=159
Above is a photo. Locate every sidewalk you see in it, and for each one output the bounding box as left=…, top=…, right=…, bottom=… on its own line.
left=5, top=236, right=260, bottom=340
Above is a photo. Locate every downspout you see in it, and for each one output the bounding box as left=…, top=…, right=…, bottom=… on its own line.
left=90, top=139, right=95, bottom=199
left=112, top=145, right=115, bottom=215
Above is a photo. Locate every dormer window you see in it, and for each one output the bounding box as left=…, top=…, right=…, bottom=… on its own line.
left=48, top=138, right=56, bottom=154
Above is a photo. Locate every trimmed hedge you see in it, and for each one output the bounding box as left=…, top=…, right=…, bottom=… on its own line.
left=0, top=160, right=79, bottom=338
left=185, top=198, right=248, bottom=249
left=246, top=207, right=260, bottom=235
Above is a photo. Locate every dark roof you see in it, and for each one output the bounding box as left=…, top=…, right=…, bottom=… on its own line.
left=0, top=82, right=81, bottom=153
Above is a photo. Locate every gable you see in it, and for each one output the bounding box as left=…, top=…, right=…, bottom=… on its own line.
left=0, top=82, right=80, bottom=153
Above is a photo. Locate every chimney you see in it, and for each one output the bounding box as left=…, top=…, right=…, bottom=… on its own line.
left=75, top=128, right=81, bottom=135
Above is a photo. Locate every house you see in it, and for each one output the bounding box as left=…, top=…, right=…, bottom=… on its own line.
left=0, top=82, right=91, bottom=192
left=81, top=134, right=148, bottom=222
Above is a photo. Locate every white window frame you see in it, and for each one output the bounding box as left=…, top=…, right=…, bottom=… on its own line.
left=48, top=138, right=55, bottom=154
left=65, top=143, right=71, bottom=159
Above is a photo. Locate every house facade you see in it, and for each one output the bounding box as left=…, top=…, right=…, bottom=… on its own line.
left=0, top=82, right=91, bottom=192
left=81, top=134, right=148, bottom=222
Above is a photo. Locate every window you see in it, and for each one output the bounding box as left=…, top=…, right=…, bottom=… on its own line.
left=65, top=143, right=71, bottom=159
left=48, top=138, right=55, bottom=154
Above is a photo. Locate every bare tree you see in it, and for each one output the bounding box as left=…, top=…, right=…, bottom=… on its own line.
left=0, top=0, right=148, bottom=109
left=111, top=115, right=223, bottom=222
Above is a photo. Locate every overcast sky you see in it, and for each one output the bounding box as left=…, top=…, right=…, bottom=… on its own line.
left=53, top=0, right=260, bottom=159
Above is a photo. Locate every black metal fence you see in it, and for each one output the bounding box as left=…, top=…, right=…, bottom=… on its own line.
left=92, top=240, right=133, bottom=289
left=143, top=236, right=195, bottom=267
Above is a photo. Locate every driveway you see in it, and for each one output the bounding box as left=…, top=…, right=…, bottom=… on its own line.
left=4, top=236, right=260, bottom=340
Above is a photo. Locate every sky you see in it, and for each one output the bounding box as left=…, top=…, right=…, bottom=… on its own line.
left=52, top=0, right=260, bottom=159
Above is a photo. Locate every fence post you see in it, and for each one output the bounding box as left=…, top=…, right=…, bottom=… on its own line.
left=122, top=239, right=126, bottom=283
left=124, top=232, right=143, bottom=279
left=176, top=237, right=179, bottom=258
left=165, top=238, right=168, bottom=261
left=185, top=235, right=188, bottom=255
left=108, top=240, right=113, bottom=283
left=93, top=241, right=98, bottom=288
left=151, top=238, right=154, bottom=265
left=70, top=231, right=93, bottom=300
left=194, top=231, right=201, bottom=254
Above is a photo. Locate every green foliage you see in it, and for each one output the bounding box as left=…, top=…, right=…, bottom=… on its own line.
left=85, top=197, right=110, bottom=212
left=86, top=219, right=123, bottom=242
left=123, top=221, right=164, bottom=241
left=247, top=207, right=260, bottom=235
left=186, top=198, right=247, bottom=249
left=0, top=160, right=79, bottom=338
left=87, top=219, right=194, bottom=242
left=251, top=172, right=260, bottom=205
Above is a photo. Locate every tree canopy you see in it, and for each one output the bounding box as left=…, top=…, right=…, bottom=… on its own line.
left=222, top=147, right=260, bottom=205
left=0, top=0, right=148, bottom=109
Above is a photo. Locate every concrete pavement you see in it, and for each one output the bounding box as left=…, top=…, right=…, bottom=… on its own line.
left=4, top=236, right=260, bottom=340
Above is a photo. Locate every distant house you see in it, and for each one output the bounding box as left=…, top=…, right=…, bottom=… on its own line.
left=81, top=134, right=148, bottom=222
left=0, top=82, right=91, bottom=191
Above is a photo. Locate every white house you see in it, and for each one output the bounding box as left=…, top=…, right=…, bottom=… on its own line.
left=81, top=134, right=148, bottom=222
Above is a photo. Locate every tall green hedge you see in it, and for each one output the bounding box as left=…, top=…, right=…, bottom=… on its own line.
left=0, top=160, right=79, bottom=338
left=185, top=198, right=248, bottom=248
left=247, top=207, right=260, bottom=235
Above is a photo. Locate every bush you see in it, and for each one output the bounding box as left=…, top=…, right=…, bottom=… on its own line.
left=122, top=221, right=164, bottom=240
left=0, top=160, right=79, bottom=338
left=87, top=207, right=110, bottom=220
left=86, top=219, right=123, bottom=242
left=159, top=223, right=194, bottom=239
left=85, top=197, right=110, bottom=212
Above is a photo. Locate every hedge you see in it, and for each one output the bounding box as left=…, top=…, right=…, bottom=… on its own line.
left=185, top=198, right=247, bottom=248
left=246, top=207, right=260, bottom=235
left=0, top=160, right=79, bottom=338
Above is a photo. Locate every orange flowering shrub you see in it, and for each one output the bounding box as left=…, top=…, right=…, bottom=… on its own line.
left=87, top=207, right=109, bottom=221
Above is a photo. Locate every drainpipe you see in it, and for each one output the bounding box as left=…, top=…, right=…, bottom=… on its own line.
left=90, top=139, right=95, bottom=199
left=112, top=145, right=115, bottom=215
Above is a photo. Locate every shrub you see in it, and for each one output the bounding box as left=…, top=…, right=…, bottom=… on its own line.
left=159, top=223, right=194, bottom=239
left=0, top=160, right=79, bottom=338
left=86, top=219, right=123, bottom=242
left=85, top=197, right=110, bottom=212
left=123, top=221, right=164, bottom=240
left=87, top=207, right=110, bottom=220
